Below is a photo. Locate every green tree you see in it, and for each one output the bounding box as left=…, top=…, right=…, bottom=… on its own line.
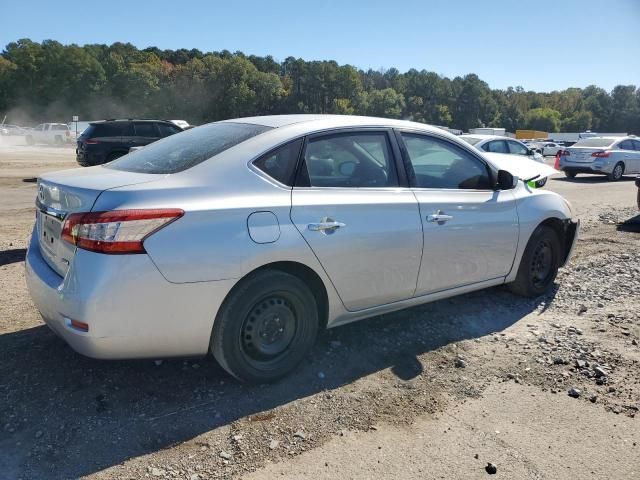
left=525, top=107, right=561, bottom=132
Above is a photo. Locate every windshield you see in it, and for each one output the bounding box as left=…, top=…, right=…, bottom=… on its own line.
left=460, top=136, right=482, bottom=146
left=573, top=138, right=615, bottom=148
left=106, top=122, right=272, bottom=174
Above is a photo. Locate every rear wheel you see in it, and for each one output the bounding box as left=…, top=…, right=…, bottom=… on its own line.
left=607, top=162, right=624, bottom=181
left=54, top=136, right=63, bottom=146
left=211, top=270, right=319, bottom=383
left=564, top=171, right=576, bottom=179
left=509, top=225, right=561, bottom=298
left=26, top=136, right=34, bottom=145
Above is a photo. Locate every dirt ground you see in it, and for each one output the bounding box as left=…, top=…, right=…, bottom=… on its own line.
left=0, top=140, right=638, bottom=480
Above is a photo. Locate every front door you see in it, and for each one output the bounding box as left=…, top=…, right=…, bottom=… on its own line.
left=398, top=131, right=519, bottom=295
left=290, top=130, right=423, bottom=311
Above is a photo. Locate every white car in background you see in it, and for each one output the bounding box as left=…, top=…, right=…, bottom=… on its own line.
left=26, top=123, right=74, bottom=146
left=460, top=135, right=548, bottom=186
left=559, top=136, right=640, bottom=181
left=540, top=142, right=565, bottom=156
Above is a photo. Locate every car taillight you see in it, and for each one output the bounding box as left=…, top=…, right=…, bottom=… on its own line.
left=560, top=150, right=570, bottom=156
left=85, top=138, right=99, bottom=144
left=66, top=131, right=70, bottom=137
left=591, top=151, right=610, bottom=158
left=61, top=209, right=184, bottom=254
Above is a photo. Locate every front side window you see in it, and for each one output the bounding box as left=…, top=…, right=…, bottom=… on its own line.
left=299, top=132, right=398, bottom=188
left=508, top=140, right=529, bottom=155
left=401, top=133, right=492, bottom=190
left=253, top=139, right=303, bottom=186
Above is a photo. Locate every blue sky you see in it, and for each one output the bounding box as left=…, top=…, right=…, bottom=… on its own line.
left=2, top=0, right=638, bottom=92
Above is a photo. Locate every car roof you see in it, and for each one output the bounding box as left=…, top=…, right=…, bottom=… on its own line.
left=89, top=119, right=174, bottom=125
left=460, top=134, right=517, bottom=141
left=220, top=114, right=450, bottom=134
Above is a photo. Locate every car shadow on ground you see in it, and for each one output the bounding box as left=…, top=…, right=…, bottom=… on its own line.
left=553, top=175, right=636, bottom=183
left=0, top=248, right=26, bottom=267
left=617, top=214, right=640, bottom=233
left=0, top=284, right=551, bottom=479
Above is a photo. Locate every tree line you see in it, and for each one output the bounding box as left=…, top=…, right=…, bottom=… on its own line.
left=1, top=39, right=638, bottom=134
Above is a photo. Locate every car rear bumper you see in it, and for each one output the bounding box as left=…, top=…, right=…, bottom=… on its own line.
left=560, top=159, right=614, bottom=175
left=25, top=225, right=235, bottom=360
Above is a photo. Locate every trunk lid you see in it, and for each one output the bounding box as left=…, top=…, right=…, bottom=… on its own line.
left=565, top=146, right=604, bottom=163
left=36, top=166, right=162, bottom=277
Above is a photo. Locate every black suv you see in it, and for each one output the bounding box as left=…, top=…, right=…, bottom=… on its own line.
left=76, top=119, right=183, bottom=166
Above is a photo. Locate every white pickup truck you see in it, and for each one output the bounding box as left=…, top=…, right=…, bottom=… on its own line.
left=25, top=123, right=74, bottom=146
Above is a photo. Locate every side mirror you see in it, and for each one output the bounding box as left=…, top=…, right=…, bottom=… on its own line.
left=496, top=169, right=515, bottom=190
left=527, top=148, right=536, bottom=155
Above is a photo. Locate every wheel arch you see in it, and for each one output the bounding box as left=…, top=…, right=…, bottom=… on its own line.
left=224, top=260, right=330, bottom=330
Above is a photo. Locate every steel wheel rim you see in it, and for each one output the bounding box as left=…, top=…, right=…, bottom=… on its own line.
left=241, top=294, right=298, bottom=361
left=614, top=165, right=623, bottom=179
left=530, top=239, right=553, bottom=288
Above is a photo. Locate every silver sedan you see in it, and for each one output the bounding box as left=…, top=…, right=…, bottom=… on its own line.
left=26, top=115, right=578, bottom=382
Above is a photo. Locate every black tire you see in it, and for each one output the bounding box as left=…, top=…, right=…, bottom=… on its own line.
left=211, top=270, right=319, bottom=383
left=607, top=162, right=624, bottom=181
left=564, top=171, right=577, bottom=179
left=508, top=225, right=561, bottom=298
left=26, top=136, right=35, bottom=145
left=54, top=136, right=63, bottom=146
left=637, top=187, right=640, bottom=211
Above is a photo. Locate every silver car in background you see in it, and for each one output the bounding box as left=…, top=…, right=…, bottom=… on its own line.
left=559, top=136, right=640, bottom=181
left=26, top=115, right=578, bottom=383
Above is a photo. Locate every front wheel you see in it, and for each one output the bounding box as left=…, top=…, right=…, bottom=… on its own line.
left=607, top=162, right=624, bottom=181
left=211, top=270, right=319, bottom=383
left=535, top=177, right=547, bottom=188
left=508, top=225, right=561, bottom=298
left=564, top=171, right=577, bottom=179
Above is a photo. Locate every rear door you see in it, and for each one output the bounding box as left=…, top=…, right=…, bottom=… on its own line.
left=290, top=129, right=423, bottom=311
left=397, top=131, right=519, bottom=295
left=132, top=122, right=161, bottom=147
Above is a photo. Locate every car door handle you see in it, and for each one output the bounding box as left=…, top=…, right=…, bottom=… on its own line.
left=308, top=221, right=346, bottom=232
left=427, top=213, right=453, bottom=224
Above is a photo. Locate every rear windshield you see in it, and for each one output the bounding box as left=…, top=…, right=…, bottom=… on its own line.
left=106, top=122, right=272, bottom=174
left=460, top=136, right=482, bottom=146
left=573, top=138, right=615, bottom=148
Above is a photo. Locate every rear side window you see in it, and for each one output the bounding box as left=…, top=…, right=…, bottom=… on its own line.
left=52, top=124, right=68, bottom=131
left=253, top=139, right=303, bottom=186
left=107, top=122, right=272, bottom=174
left=84, top=123, right=125, bottom=137
left=298, top=132, right=398, bottom=188
left=632, top=140, right=640, bottom=151
left=483, top=140, right=509, bottom=154
left=618, top=140, right=634, bottom=150
left=134, top=122, right=158, bottom=137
